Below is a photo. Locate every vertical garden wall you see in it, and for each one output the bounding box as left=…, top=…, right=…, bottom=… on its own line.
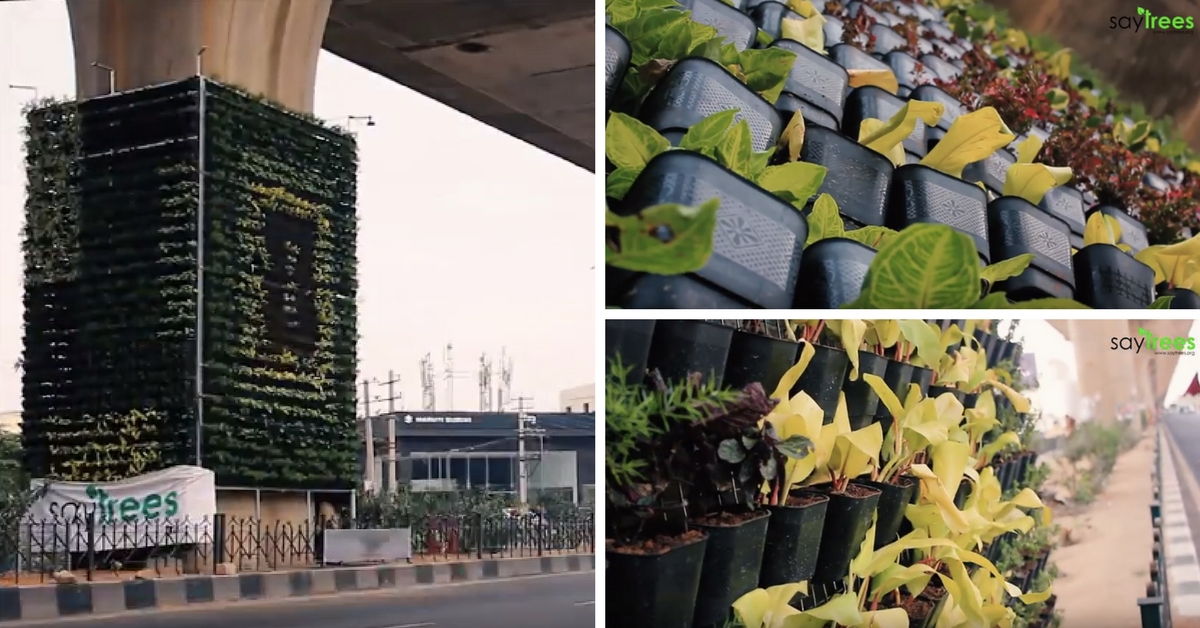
left=20, top=78, right=359, bottom=490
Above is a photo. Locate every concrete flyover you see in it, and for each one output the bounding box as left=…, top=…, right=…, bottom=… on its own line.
left=66, top=0, right=594, bottom=170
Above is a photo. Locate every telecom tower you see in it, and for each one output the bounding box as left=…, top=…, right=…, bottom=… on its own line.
left=497, top=348, right=514, bottom=411
left=479, top=353, right=494, bottom=412
left=419, top=353, right=437, bottom=411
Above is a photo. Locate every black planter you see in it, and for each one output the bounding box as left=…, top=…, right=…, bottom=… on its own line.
left=843, top=85, right=928, bottom=158
left=1016, top=452, right=1033, bottom=485
left=1072, top=243, right=1156, bottom=309
left=864, top=477, right=918, bottom=549
left=823, top=14, right=847, bottom=48
left=723, top=331, right=800, bottom=391
left=986, top=196, right=1076, bottom=301
left=874, top=359, right=914, bottom=421
left=884, top=50, right=936, bottom=93
left=920, top=54, right=961, bottom=81
left=610, top=151, right=808, bottom=309
left=759, top=493, right=830, bottom=587
left=1162, top=288, right=1200, bottom=309
left=675, top=0, right=757, bottom=50
left=810, top=482, right=883, bottom=584
left=693, top=512, right=771, bottom=628
left=911, top=366, right=934, bottom=397
left=870, top=23, right=907, bottom=55
left=647, top=320, right=734, bottom=385
left=886, top=164, right=990, bottom=264
left=752, top=2, right=804, bottom=40
left=606, top=320, right=657, bottom=384
left=793, top=344, right=851, bottom=420
left=793, top=238, right=877, bottom=308
left=777, top=93, right=840, bottom=130
left=799, top=126, right=894, bottom=228
left=998, top=460, right=1016, bottom=492
left=1039, top=185, right=1087, bottom=250
left=771, top=39, right=848, bottom=128
left=922, top=20, right=955, bottom=40
left=928, top=385, right=966, bottom=404
left=844, top=351, right=891, bottom=430
left=962, top=148, right=1016, bottom=198
left=963, top=391, right=979, bottom=409
left=847, top=1, right=888, bottom=24
left=605, top=26, right=632, bottom=111
left=830, top=41, right=892, bottom=75
left=952, top=478, right=972, bottom=509
left=1086, top=205, right=1150, bottom=254
left=639, top=57, right=783, bottom=152
left=608, top=533, right=709, bottom=628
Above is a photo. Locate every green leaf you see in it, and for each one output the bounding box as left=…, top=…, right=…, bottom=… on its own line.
left=606, top=113, right=670, bottom=171
left=805, top=193, right=844, bottom=246
left=842, top=225, right=898, bottom=249
left=1149, top=296, right=1174, bottom=309
left=1011, top=298, right=1091, bottom=309
left=979, top=253, right=1034, bottom=286
left=849, top=224, right=982, bottom=309
left=735, top=47, right=797, bottom=104
left=775, top=434, right=815, bottom=459
left=756, top=28, right=775, bottom=47
left=971, top=292, right=1011, bottom=308
left=716, top=120, right=756, bottom=178
left=605, top=199, right=720, bottom=274
left=606, top=168, right=640, bottom=200
left=679, top=109, right=739, bottom=155
left=719, top=438, right=747, bottom=463
left=756, top=161, right=828, bottom=208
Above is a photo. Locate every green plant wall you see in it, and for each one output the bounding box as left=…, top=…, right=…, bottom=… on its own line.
left=20, top=78, right=359, bottom=490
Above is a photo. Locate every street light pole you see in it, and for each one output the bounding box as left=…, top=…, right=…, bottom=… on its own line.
left=91, top=62, right=116, bottom=94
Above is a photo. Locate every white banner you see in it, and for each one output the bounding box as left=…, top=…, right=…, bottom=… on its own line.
left=26, top=466, right=217, bottom=552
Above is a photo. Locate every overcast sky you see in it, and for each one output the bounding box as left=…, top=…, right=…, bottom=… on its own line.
left=0, top=1, right=595, bottom=414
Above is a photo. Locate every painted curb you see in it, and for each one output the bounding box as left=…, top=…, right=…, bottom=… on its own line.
left=1160, top=429, right=1200, bottom=617
left=0, top=554, right=596, bottom=622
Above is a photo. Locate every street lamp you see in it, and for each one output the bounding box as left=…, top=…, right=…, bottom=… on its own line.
left=90, top=62, right=116, bottom=94
left=8, top=84, right=38, bottom=100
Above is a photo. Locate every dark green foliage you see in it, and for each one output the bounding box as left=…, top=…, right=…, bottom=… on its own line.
left=20, top=78, right=358, bottom=489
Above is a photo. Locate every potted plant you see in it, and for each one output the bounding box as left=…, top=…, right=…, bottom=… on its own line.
left=792, top=194, right=898, bottom=309
left=1072, top=211, right=1156, bottom=308
left=1134, top=230, right=1200, bottom=310
left=791, top=320, right=852, bottom=419
left=605, top=365, right=738, bottom=628
left=605, top=25, right=632, bottom=111
left=835, top=320, right=890, bottom=430
left=723, top=320, right=801, bottom=391
left=906, top=320, right=970, bottom=403
left=864, top=320, right=915, bottom=427
left=606, top=319, right=657, bottom=385
left=646, top=319, right=734, bottom=385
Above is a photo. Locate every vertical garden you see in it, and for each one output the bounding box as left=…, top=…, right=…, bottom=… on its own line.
left=606, top=319, right=1060, bottom=628
left=20, top=78, right=359, bottom=489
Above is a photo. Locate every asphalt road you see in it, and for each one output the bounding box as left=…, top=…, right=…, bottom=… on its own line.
left=18, top=572, right=594, bottom=628
left=1164, top=413, right=1200, bottom=552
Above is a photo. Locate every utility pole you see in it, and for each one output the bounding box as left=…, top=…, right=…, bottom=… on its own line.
left=362, top=379, right=375, bottom=493
left=386, top=370, right=398, bottom=491
left=513, top=396, right=535, bottom=506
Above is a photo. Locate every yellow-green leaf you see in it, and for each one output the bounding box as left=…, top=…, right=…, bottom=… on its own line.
left=847, top=68, right=899, bottom=95
left=779, top=110, right=807, bottom=163
left=920, top=107, right=1017, bottom=179
left=859, top=101, right=944, bottom=162
left=1047, top=88, right=1070, bottom=110
left=1002, top=163, right=1073, bottom=205
left=679, top=109, right=739, bottom=154
left=850, top=224, right=982, bottom=308
left=805, top=193, right=844, bottom=246
left=605, top=167, right=639, bottom=200
left=606, top=112, right=670, bottom=170
left=757, top=161, right=828, bottom=208
left=781, top=16, right=827, bottom=53
left=717, top=120, right=756, bottom=177
left=605, top=200, right=720, bottom=273
left=843, top=225, right=899, bottom=249
left=980, top=254, right=1034, bottom=285
left=1083, top=212, right=1122, bottom=247
left=1015, top=135, right=1044, bottom=164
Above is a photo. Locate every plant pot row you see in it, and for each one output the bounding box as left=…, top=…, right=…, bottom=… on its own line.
left=991, top=450, right=1039, bottom=493
left=974, top=328, right=1020, bottom=367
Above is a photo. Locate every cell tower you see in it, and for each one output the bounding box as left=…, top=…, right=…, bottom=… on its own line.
left=497, top=347, right=513, bottom=411
left=479, top=353, right=493, bottom=412
left=419, top=353, right=436, bottom=410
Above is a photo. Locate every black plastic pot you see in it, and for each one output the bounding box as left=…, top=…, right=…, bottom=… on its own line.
left=1144, top=172, right=1171, bottom=193
left=884, top=50, right=936, bottom=93
left=608, top=533, right=709, bottom=628
left=870, top=23, right=907, bottom=55
left=843, top=85, right=928, bottom=158
left=639, top=58, right=783, bottom=152
left=793, top=344, right=851, bottom=420
left=605, top=26, right=632, bottom=111
left=847, top=1, right=888, bottom=24
left=759, top=493, right=830, bottom=587
left=723, top=331, right=800, bottom=391
left=1087, top=205, right=1150, bottom=254
left=973, top=329, right=998, bottom=364
left=810, top=482, right=883, bottom=584
left=998, top=459, right=1016, bottom=492
left=920, top=54, right=961, bottom=81
left=693, top=512, right=771, bottom=628
left=830, top=42, right=892, bottom=76
left=777, top=93, right=840, bottom=130
left=823, top=14, right=847, bottom=48
left=799, top=126, right=894, bottom=228
left=910, top=366, right=933, bottom=396
left=928, top=385, right=966, bottom=404
left=962, top=148, right=1016, bottom=197
left=647, top=320, right=734, bottom=385
left=844, top=351, right=890, bottom=430
left=793, top=238, right=877, bottom=308
left=606, top=319, right=657, bottom=384
left=986, top=196, right=1076, bottom=301
left=922, top=20, right=955, bottom=40
left=771, top=39, right=848, bottom=128
left=752, top=2, right=804, bottom=41
left=952, top=478, right=972, bottom=509
left=1072, top=243, right=1156, bottom=309
left=675, top=0, right=756, bottom=50
left=610, top=151, right=808, bottom=309
left=1016, top=452, right=1033, bottom=485
left=864, top=477, right=917, bottom=549
left=1039, top=185, right=1087, bottom=250
left=963, top=392, right=979, bottom=409
left=874, top=359, right=914, bottom=421
left=1162, top=288, right=1200, bottom=309
left=886, top=164, right=991, bottom=264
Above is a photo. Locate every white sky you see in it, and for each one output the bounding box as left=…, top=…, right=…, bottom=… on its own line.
left=0, top=1, right=595, bottom=414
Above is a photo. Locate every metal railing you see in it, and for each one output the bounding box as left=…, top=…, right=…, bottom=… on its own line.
left=1141, top=430, right=1171, bottom=628
left=0, top=510, right=594, bottom=583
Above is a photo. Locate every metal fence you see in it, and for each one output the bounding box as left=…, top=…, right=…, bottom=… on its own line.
left=0, top=509, right=594, bottom=584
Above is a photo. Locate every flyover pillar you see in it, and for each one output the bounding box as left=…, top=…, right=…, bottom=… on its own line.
left=67, top=0, right=330, bottom=112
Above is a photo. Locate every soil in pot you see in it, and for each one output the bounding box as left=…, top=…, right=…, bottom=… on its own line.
left=810, top=482, right=883, bottom=584
left=606, top=320, right=656, bottom=385
left=910, top=366, right=934, bottom=397
left=759, top=492, right=830, bottom=587
left=723, top=329, right=799, bottom=391
left=864, top=477, right=917, bottom=550
left=793, top=344, right=851, bottom=422
left=608, top=530, right=710, bottom=628
left=927, top=385, right=965, bottom=404
left=874, top=359, right=914, bottom=423
left=647, top=320, right=734, bottom=386
left=876, top=589, right=937, bottom=628
left=844, top=351, right=890, bottom=430
left=692, top=511, right=771, bottom=628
